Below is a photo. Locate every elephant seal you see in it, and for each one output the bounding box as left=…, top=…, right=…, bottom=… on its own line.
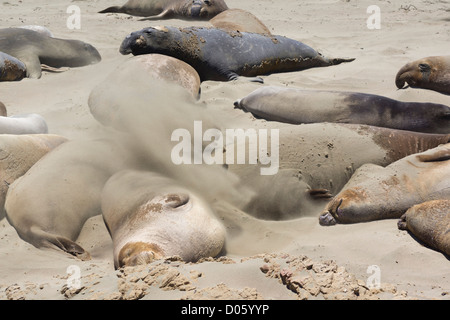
left=210, top=8, right=272, bottom=35
left=395, top=56, right=450, bottom=95
left=0, top=113, right=48, bottom=134
left=99, top=0, right=228, bottom=20
left=101, top=170, right=226, bottom=269
left=398, top=200, right=450, bottom=257
left=5, top=138, right=132, bottom=260
left=0, top=52, right=26, bottom=81
left=319, top=143, right=450, bottom=226
left=234, top=86, right=450, bottom=134
left=88, top=54, right=201, bottom=128
left=18, top=25, right=53, bottom=37
left=0, top=134, right=68, bottom=220
left=120, top=26, right=354, bottom=82
left=0, top=28, right=101, bottom=79
left=223, top=120, right=450, bottom=219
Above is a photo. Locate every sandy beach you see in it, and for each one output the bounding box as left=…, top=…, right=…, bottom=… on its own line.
left=0, top=0, right=449, bottom=300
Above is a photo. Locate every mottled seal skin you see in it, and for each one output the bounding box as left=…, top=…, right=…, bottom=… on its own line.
left=5, top=138, right=132, bottom=260
left=0, top=28, right=101, bottom=79
left=99, top=0, right=228, bottom=20
left=319, top=143, right=450, bottom=226
left=120, top=26, right=354, bottom=82
left=210, top=8, right=272, bottom=35
left=395, top=56, right=450, bottom=95
left=0, top=113, right=48, bottom=135
left=101, top=170, right=226, bottom=269
left=224, top=120, right=450, bottom=219
left=398, top=200, right=450, bottom=257
left=0, top=52, right=26, bottom=81
left=234, top=86, right=450, bottom=134
left=0, top=134, right=68, bottom=220
left=88, top=54, right=201, bottom=128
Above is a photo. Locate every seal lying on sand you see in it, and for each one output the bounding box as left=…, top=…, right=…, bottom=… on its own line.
left=0, top=28, right=101, bottom=79
left=0, top=113, right=48, bottom=135
left=120, top=26, right=354, bottom=82
left=0, top=52, right=26, bottom=81
left=0, top=134, right=67, bottom=220
left=101, top=170, right=226, bottom=269
left=5, top=138, right=132, bottom=260
left=99, top=0, right=228, bottom=20
left=398, top=200, right=450, bottom=257
left=88, top=54, right=201, bottom=128
left=234, top=86, right=450, bottom=134
left=224, top=120, right=450, bottom=219
left=395, top=56, right=450, bottom=95
left=319, top=143, right=450, bottom=226
left=210, top=8, right=272, bottom=35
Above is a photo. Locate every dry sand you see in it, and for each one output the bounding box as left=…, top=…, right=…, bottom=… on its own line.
left=0, top=0, right=449, bottom=300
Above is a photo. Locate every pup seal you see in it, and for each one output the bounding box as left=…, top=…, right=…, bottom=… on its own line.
left=99, top=0, right=228, bottom=20
left=398, top=200, right=450, bottom=257
left=0, top=52, right=26, bottom=81
left=0, top=134, right=68, bottom=220
left=0, top=28, right=101, bottom=79
left=234, top=86, right=450, bottom=134
left=101, top=170, right=226, bottom=269
left=319, top=143, right=450, bottom=226
left=395, top=56, right=450, bottom=95
left=120, top=26, right=354, bottom=82
left=5, top=138, right=132, bottom=260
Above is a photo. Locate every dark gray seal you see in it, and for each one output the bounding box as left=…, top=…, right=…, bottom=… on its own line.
left=119, top=26, right=354, bottom=82
left=0, top=28, right=101, bottom=79
left=0, top=52, right=26, bottom=81
left=395, top=56, right=450, bottom=95
left=319, top=143, right=450, bottom=226
left=99, top=0, right=228, bottom=20
left=234, top=86, right=450, bottom=134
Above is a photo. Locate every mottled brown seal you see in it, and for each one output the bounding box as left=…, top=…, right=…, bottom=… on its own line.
left=99, top=0, right=228, bottom=20
left=0, top=28, right=101, bottom=79
left=398, top=200, right=450, bottom=257
left=0, top=52, right=26, bottom=81
left=120, top=26, right=354, bottom=83
left=234, top=86, right=450, bottom=134
left=319, top=143, right=450, bottom=226
left=395, top=56, right=450, bottom=95
left=101, top=170, right=226, bottom=269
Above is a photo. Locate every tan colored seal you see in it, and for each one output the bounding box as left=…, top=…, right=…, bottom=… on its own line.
left=5, top=138, right=132, bottom=260
left=0, top=134, right=68, bottom=220
left=398, top=200, right=450, bottom=256
left=395, top=55, right=450, bottom=94
left=319, top=143, right=450, bottom=225
left=101, top=170, right=226, bottom=269
left=99, top=0, right=228, bottom=20
left=210, top=9, right=272, bottom=35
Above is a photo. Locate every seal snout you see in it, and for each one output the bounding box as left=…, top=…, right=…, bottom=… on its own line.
left=319, top=211, right=337, bottom=226
left=118, top=241, right=164, bottom=268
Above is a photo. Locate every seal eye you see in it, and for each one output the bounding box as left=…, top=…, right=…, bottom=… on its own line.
left=419, top=63, right=431, bottom=73
left=204, top=0, right=211, bottom=5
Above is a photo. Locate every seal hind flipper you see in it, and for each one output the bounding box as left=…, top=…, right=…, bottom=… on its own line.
left=327, top=57, right=356, bottom=65
left=29, top=227, right=91, bottom=260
